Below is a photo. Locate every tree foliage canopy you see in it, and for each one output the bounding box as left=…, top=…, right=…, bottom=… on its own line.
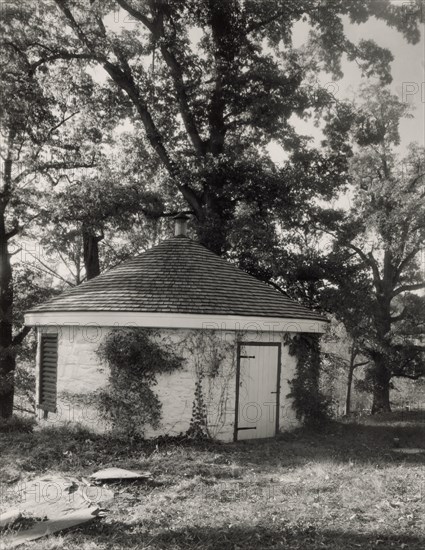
left=317, top=85, right=425, bottom=411
left=2, top=0, right=421, bottom=253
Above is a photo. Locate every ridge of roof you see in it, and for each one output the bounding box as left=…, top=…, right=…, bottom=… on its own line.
left=27, top=237, right=327, bottom=322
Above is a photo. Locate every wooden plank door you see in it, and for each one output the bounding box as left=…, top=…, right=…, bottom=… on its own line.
left=235, top=343, right=281, bottom=440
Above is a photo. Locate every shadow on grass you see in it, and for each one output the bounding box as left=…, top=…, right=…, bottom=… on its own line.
left=2, top=412, right=425, bottom=477
left=77, top=520, right=425, bottom=550
left=219, top=418, right=425, bottom=467
left=358, top=409, right=425, bottom=424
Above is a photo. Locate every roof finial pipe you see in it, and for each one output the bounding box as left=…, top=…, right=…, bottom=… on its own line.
left=173, top=213, right=190, bottom=237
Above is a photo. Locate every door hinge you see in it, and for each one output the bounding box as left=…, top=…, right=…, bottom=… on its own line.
left=236, top=427, right=257, bottom=431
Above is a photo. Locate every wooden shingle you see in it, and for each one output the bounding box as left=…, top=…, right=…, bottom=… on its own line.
left=28, top=237, right=326, bottom=321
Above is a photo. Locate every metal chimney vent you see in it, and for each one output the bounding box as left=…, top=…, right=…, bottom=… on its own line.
left=173, top=213, right=190, bottom=237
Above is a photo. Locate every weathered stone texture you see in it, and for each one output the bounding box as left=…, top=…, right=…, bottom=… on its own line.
left=36, top=326, right=300, bottom=440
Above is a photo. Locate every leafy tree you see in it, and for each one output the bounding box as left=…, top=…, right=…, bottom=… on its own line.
left=0, top=24, right=100, bottom=417
left=6, top=0, right=421, bottom=254
left=321, top=86, right=425, bottom=413
left=12, top=265, right=58, bottom=414
left=320, top=264, right=373, bottom=415
left=36, top=166, right=165, bottom=284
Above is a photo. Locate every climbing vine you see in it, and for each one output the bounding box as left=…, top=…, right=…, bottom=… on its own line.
left=186, top=376, right=209, bottom=440
left=285, top=333, right=331, bottom=425
left=178, top=330, right=240, bottom=440
left=95, top=328, right=184, bottom=438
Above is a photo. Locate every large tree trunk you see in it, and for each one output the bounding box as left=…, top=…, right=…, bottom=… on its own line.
left=196, top=211, right=228, bottom=256
left=82, top=225, right=103, bottom=281
left=195, top=185, right=232, bottom=255
left=371, top=355, right=391, bottom=413
left=0, top=210, right=15, bottom=419
left=371, top=288, right=393, bottom=414
left=345, top=344, right=358, bottom=416
left=345, top=362, right=355, bottom=416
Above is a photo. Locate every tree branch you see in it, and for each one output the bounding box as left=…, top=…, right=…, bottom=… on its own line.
left=353, top=360, right=370, bottom=368
left=406, top=171, right=425, bottom=193
left=54, top=0, right=97, bottom=52
left=54, top=0, right=204, bottom=218
left=245, top=8, right=291, bottom=34
left=13, top=160, right=96, bottom=186
left=159, top=45, right=206, bottom=155
left=392, top=372, right=424, bottom=380
left=12, top=326, right=32, bottom=347
left=396, top=247, right=422, bottom=278
left=314, top=225, right=383, bottom=289
left=390, top=308, right=407, bottom=323
left=55, top=246, right=79, bottom=282
left=30, top=52, right=96, bottom=74
left=115, top=0, right=155, bottom=32
left=23, top=251, right=75, bottom=287
left=345, top=243, right=382, bottom=290
left=5, top=224, right=21, bottom=240
left=45, top=111, right=80, bottom=140
left=1, top=129, right=17, bottom=201
left=115, top=1, right=206, bottom=156
left=393, top=283, right=425, bottom=297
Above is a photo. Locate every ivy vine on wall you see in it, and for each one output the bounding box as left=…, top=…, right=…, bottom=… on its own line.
left=186, top=375, right=209, bottom=440
left=179, top=330, right=239, bottom=440
left=285, top=333, right=331, bottom=425
left=95, top=328, right=184, bottom=438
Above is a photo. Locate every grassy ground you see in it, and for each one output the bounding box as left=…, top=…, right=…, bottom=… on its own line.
left=1, top=411, right=425, bottom=549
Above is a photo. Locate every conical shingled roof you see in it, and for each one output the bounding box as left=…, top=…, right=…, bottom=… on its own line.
left=28, top=237, right=326, bottom=321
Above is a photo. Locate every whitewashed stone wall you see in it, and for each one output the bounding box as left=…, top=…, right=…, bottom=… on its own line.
left=36, top=324, right=300, bottom=441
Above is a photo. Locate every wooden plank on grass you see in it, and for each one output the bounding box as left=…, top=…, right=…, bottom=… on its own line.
left=90, top=467, right=152, bottom=481
left=0, top=508, right=100, bottom=549
left=0, top=509, right=21, bottom=529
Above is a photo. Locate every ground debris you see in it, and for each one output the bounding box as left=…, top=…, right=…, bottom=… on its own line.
left=0, top=509, right=21, bottom=530
left=0, top=507, right=100, bottom=549
left=0, top=474, right=114, bottom=548
left=90, top=467, right=153, bottom=481
left=10, top=475, right=113, bottom=518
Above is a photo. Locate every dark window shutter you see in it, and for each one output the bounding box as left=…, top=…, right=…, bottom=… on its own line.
left=39, top=334, right=58, bottom=412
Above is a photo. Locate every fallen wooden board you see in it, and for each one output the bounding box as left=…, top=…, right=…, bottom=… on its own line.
left=0, top=507, right=99, bottom=549
left=0, top=509, right=21, bottom=529
left=90, top=468, right=152, bottom=481
left=11, top=475, right=113, bottom=519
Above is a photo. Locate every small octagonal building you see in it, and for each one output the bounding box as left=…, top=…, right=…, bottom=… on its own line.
left=25, top=217, right=328, bottom=441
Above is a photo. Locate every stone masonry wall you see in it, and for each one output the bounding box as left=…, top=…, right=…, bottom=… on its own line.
left=36, top=325, right=300, bottom=441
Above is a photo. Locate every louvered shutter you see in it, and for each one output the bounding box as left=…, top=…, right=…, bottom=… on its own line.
left=39, top=334, right=58, bottom=412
